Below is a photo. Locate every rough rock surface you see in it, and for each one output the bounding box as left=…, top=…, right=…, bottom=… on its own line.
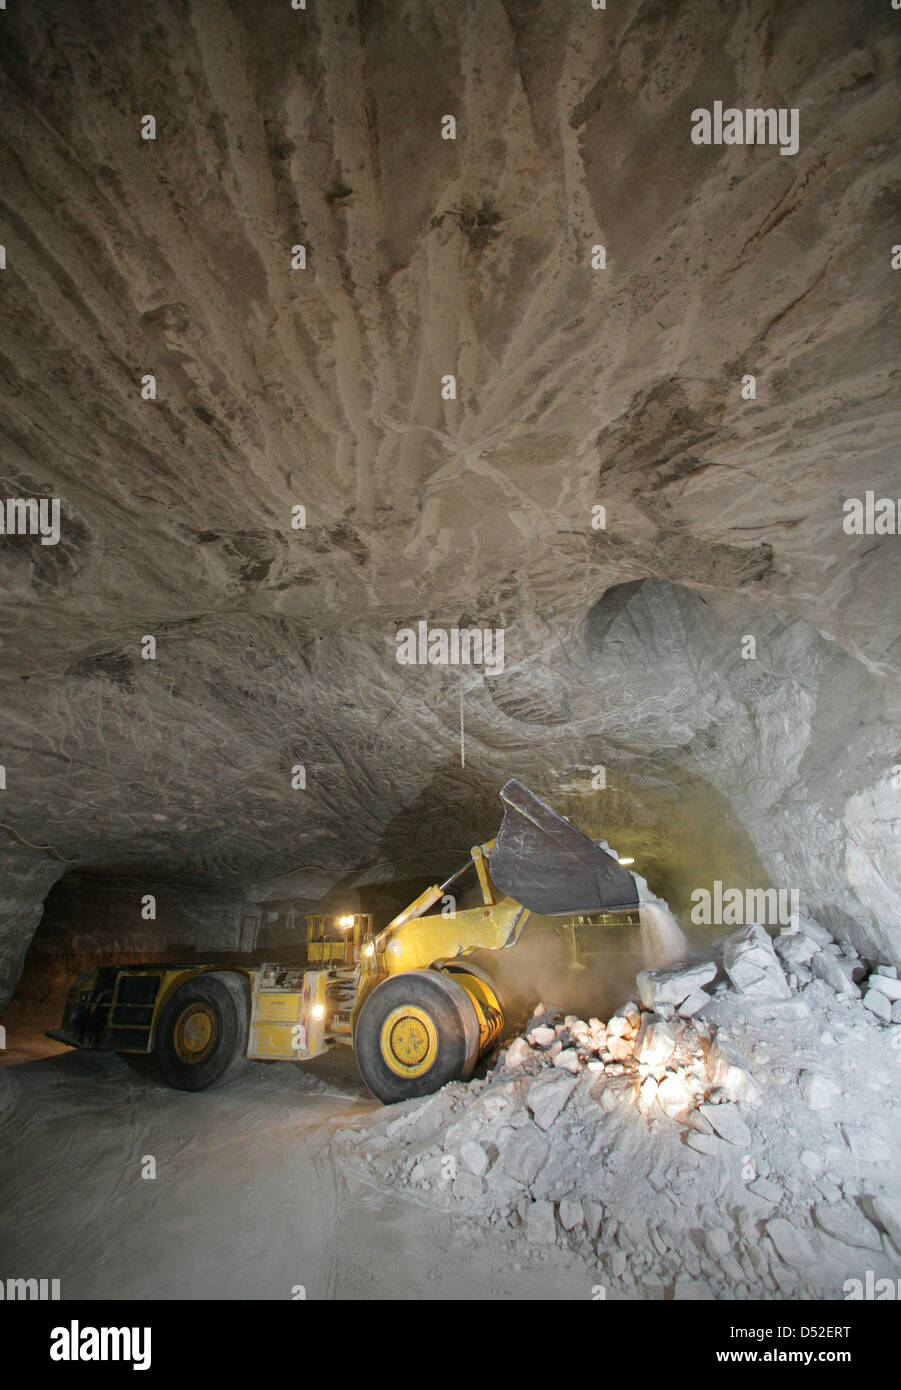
left=0, top=2, right=900, bottom=1005
left=335, top=930, right=901, bottom=1299
left=636, top=961, right=717, bottom=1012
left=723, top=924, right=791, bottom=999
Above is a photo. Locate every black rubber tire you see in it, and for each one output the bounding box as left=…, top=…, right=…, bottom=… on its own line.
left=354, top=969, right=480, bottom=1105
left=153, top=974, right=249, bottom=1092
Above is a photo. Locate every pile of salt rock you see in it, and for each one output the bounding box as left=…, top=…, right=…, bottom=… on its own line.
left=770, top=918, right=901, bottom=1022
left=334, top=917, right=901, bottom=1296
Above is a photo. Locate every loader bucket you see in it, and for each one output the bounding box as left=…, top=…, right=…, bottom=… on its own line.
left=489, top=779, right=641, bottom=916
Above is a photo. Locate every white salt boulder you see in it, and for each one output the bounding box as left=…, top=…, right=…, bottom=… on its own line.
left=698, top=1100, right=751, bottom=1146
left=655, top=1073, right=695, bottom=1119
left=766, top=1218, right=816, bottom=1267
left=678, top=989, right=712, bottom=1017
left=525, top=1199, right=557, bottom=1244
left=870, top=1195, right=901, bottom=1251
left=459, top=1139, right=490, bottom=1178
left=799, top=1071, right=838, bottom=1111
left=723, top=923, right=791, bottom=999
left=526, top=1073, right=579, bottom=1132
left=558, top=1195, right=584, bottom=1231
left=863, top=988, right=893, bottom=1022
left=841, top=1124, right=889, bottom=1163
left=774, top=932, right=819, bottom=966
left=811, top=950, right=861, bottom=996
left=633, top=1017, right=676, bottom=1066
left=794, top=915, right=834, bottom=946
left=814, top=1201, right=882, bottom=1252
left=636, top=961, right=716, bottom=1011
left=504, top=1037, right=533, bottom=1068
left=868, top=972, right=901, bottom=1002
left=706, top=1038, right=763, bottom=1106
left=502, top=1126, right=550, bottom=1184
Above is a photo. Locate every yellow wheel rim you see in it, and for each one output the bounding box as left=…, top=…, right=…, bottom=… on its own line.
left=380, top=1004, right=439, bottom=1078
left=173, top=1003, right=217, bottom=1064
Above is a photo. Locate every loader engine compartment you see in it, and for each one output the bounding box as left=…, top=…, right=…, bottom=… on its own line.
left=0, top=0, right=899, bottom=1323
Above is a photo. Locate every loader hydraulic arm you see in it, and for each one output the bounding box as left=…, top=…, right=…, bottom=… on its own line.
left=377, top=896, right=530, bottom=975
left=352, top=839, right=529, bottom=1021
left=380, top=838, right=497, bottom=933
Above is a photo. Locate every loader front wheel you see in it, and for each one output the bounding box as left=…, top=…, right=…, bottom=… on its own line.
left=354, top=969, right=480, bottom=1104
left=154, top=975, right=248, bottom=1092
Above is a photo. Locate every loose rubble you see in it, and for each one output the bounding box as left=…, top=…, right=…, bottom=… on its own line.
left=335, top=916, right=901, bottom=1300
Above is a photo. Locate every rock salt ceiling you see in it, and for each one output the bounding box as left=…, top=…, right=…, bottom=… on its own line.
left=0, top=0, right=899, bottom=1005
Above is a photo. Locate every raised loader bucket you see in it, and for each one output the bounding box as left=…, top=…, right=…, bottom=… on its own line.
left=489, top=779, right=641, bottom=916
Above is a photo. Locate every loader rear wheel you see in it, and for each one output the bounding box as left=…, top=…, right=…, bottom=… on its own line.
left=154, top=975, right=249, bottom=1092
left=354, top=969, right=480, bottom=1104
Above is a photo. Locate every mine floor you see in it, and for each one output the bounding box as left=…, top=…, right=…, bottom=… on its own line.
left=0, top=1020, right=589, bottom=1300
left=3, top=955, right=900, bottom=1303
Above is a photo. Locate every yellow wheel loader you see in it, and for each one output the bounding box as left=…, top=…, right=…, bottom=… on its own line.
left=47, top=780, right=642, bottom=1104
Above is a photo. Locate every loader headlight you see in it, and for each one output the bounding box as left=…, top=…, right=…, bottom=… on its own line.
left=312, top=1004, right=325, bottom=1020
left=362, top=942, right=374, bottom=958
left=336, top=914, right=355, bottom=928
left=618, top=857, right=634, bottom=866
